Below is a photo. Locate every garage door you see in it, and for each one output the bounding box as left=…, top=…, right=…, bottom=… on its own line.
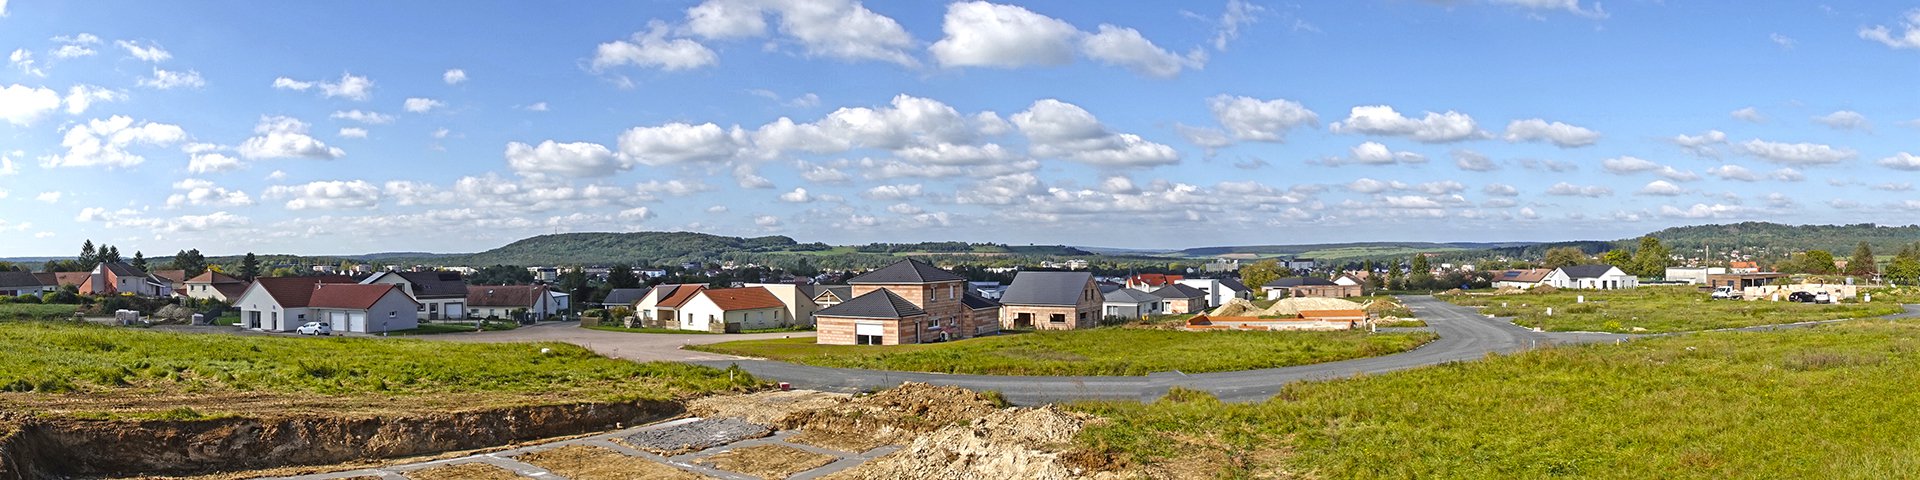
left=445, top=303, right=464, bottom=319
left=329, top=312, right=347, bottom=331
left=348, top=312, right=366, bottom=333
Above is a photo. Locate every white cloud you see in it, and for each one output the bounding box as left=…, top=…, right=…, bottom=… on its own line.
left=778, top=187, right=814, bottom=203
left=617, top=122, right=749, bottom=166
left=338, top=127, right=368, bottom=139
left=1208, top=0, right=1266, bottom=50
left=798, top=162, right=849, bottom=183
left=1452, top=149, right=1497, bottom=171
left=0, top=154, right=17, bottom=176
left=138, top=68, right=205, bottom=89
left=1327, top=141, right=1426, bottom=166
left=1329, top=105, right=1487, bottom=143
left=0, top=84, right=60, bottom=125
left=733, top=164, right=775, bottom=189
left=1637, top=180, right=1687, bottom=196
left=522, top=102, right=550, bottom=112
left=1502, top=118, right=1599, bottom=148
left=443, top=69, right=467, bottom=85
left=1730, top=107, right=1766, bottom=123
left=683, top=0, right=917, bottom=66
left=331, top=110, right=394, bottom=124
left=930, top=1, right=1079, bottom=68
left=266, top=170, right=287, bottom=181
left=39, top=115, right=187, bottom=168
left=265, top=180, right=381, bottom=210
left=1739, top=139, right=1856, bottom=165
left=35, top=191, right=60, bottom=203
left=1879, top=152, right=1920, bottom=171
left=1770, top=168, right=1805, bottom=182
left=431, top=128, right=452, bottom=139
left=1483, top=183, right=1519, bottom=196
left=272, top=77, right=313, bottom=90
left=1208, top=95, right=1317, bottom=142
left=1486, top=0, right=1607, bottom=19
left=1670, top=130, right=1728, bottom=158
left=1600, top=156, right=1696, bottom=181
left=1706, top=164, right=1759, bottom=182
left=503, top=140, right=623, bottom=178
left=62, top=84, right=123, bottom=115
left=1859, top=9, right=1920, bottom=50
left=593, top=21, right=719, bottom=72
left=166, top=178, right=254, bottom=208
left=1660, top=203, right=1745, bottom=219
left=1080, top=24, right=1204, bottom=78
left=754, top=215, right=782, bottom=227
left=887, top=203, right=923, bottom=215
left=617, top=207, right=654, bottom=221
left=8, top=49, right=43, bottom=77
left=51, top=36, right=96, bottom=58
left=1175, top=124, right=1232, bottom=151
left=1770, top=33, right=1796, bottom=49
left=275, top=72, right=374, bottom=101
left=1873, top=182, right=1914, bottom=192
left=237, top=116, right=346, bottom=160
left=1012, top=99, right=1178, bottom=167
left=187, top=152, right=241, bottom=174
left=403, top=97, right=445, bottom=113
left=862, top=184, right=923, bottom=200
left=1545, top=182, right=1612, bottom=197
left=114, top=40, right=171, bottom=62
left=1811, top=110, right=1870, bottom=131
left=76, top=208, right=250, bottom=233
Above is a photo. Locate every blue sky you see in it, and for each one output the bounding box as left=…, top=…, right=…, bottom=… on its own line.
left=1, top=1, right=1917, bottom=256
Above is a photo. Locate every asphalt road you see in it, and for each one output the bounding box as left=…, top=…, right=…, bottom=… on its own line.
left=691, top=296, right=1628, bottom=405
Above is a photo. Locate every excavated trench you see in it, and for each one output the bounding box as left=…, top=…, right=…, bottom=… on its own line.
left=0, top=400, right=681, bottom=479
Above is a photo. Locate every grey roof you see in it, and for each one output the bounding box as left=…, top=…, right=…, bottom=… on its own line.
left=389, top=271, right=468, bottom=298
left=847, top=259, right=966, bottom=284
left=601, top=287, right=649, bottom=306
left=1558, top=265, right=1620, bottom=279
left=961, top=292, right=1000, bottom=310
left=1216, top=278, right=1250, bottom=292
left=1103, top=288, right=1160, bottom=304
left=1263, top=277, right=1336, bottom=288
left=0, top=271, right=48, bottom=289
left=1150, top=284, right=1207, bottom=299
left=1098, top=283, right=1120, bottom=294
left=98, top=261, right=146, bottom=277
left=1000, top=271, right=1093, bottom=306
left=804, top=285, right=853, bottom=302
left=815, top=289, right=926, bottom=319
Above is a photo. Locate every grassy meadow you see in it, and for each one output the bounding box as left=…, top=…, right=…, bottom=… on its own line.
left=0, top=303, right=80, bottom=320
left=687, top=328, right=1435, bottom=376
left=0, top=321, right=758, bottom=416
left=1073, top=319, right=1920, bottom=478
left=1441, top=286, right=1906, bottom=333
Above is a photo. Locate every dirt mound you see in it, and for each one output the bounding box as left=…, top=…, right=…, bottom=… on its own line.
left=1259, top=297, right=1363, bottom=316
left=1206, top=298, right=1258, bottom=317
left=825, top=405, right=1107, bottom=480
left=780, top=383, right=1001, bottom=453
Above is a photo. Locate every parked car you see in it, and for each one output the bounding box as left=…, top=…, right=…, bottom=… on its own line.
left=1787, top=291, right=1816, bottom=303
left=296, top=321, right=332, bottom=336
left=1814, top=292, right=1833, bottom=304
left=1711, top=286, right=1740, bottom=300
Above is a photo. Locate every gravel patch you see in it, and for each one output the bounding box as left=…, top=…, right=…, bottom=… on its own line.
left=622, top=418, right=772, bottom=455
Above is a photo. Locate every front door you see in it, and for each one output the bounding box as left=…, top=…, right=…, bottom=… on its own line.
left=1014, top=313, right=1033, bottom=328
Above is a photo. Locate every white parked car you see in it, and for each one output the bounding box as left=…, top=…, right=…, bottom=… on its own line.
left=296, top=321, right=332, bottom=336
left=1710, top=286, right=1740, bottom=300
left=1814, top=292, right=1833, bottom=304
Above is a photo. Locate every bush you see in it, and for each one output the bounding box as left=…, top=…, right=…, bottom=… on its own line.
left=43, top=290, right=80, bottom=305
left=13, top=294, right=42, bottom=304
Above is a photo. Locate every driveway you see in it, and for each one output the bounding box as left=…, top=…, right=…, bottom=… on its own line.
left=689, top=296, right=1625, bottom=405
left=419, top=322, right=816, bottom=362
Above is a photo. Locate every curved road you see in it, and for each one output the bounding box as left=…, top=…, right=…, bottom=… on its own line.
left=690, top=296, right=1629, bottom=405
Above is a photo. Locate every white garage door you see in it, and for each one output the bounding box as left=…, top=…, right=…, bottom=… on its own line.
left=855, top=323, right=882, bottom=336
left=348, top=312, right=366, bottom=333
left=445, top=303, right=464, bottom=319
left=329, top=312, right=347, bottom=331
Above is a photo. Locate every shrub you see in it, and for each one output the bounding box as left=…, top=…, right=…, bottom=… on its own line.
left=14, top=294, right=43, bottom=305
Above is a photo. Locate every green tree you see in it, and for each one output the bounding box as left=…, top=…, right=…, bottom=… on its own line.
left=1543, top=247, right=1589, bottom=269
left=1238, top=259, right=1285, bottom=289
left=240, top=253, right=261, bottom=280
left=171, top=249, right=208, bottom=278
left=1846, top=241, right=1876, bottom=276
left=1801, top=250, right=1837, bottom=275
left=79, top=240, right=98, bottom=268
left=1409, top=254, right=1435, bottom=290
left=101, top=245, right=121, bottom=264
left=607, top=263, right=640, bottom=289
left=1630, top=236, right=1672, bottom=278
left=1887, top=244, right=1920, bottom=285
left=130, top=251, right=147, bottom=272
left=1602, top=250, right=1632, bottom=271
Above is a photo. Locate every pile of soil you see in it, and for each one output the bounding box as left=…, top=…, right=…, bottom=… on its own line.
left=825, top=405, right=1110, bottom=480
left=404, top=462, right=523, bottom=480
left=621, top=418, right=772, bottom=456
left=687, top=390, right=851, bottom=426
left=1257, top=297, right=1364, bottom=316
left=769, top=383, right=1000, bottom=454
left=1207, top=298, right=1258, bottom=317
left=519, top=445, right=711, bottom=480
left=695, top=444, right=835, bottom=479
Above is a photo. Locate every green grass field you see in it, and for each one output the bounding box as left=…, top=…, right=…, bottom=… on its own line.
left=687, top=328, right=1435, bottom=376
left=0, top=322, right=757, bottom=410
left=0, top=303, right=79, bottom=320
left=1072, top=319, right=1920, bottom=478
left=1440, top=286, right=1906, bottom=333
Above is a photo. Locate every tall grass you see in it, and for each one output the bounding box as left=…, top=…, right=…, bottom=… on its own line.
left=1072, top=320, right=1920, bottom=478
left=688, top=328, right=1435, bottom=376
left=0, top=322, right=758, bottom=400
left=1441, top=286, right=1906, bottom=333
left=0, top=304, right=79, bottom=320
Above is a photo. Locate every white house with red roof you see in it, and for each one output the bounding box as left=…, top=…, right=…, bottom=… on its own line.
left=676, top=287, right=790, bottom=333
left=234, top=275, right=418, bottom=332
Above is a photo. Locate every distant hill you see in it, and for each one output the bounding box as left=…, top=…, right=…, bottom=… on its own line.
left=446, top=231, right=827, bottom=266
left=1174, top=242, right=1540, bottom=261
left=1639, top=222, right=1920, bottom=255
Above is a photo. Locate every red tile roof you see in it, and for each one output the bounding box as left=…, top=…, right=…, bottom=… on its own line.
left=698, top=287, right=785, bottom=311
left=1126, top=274, right=1184, bottom=287
left=466, top=285, right=549, bottom=307
left=310, top=283, right=410, bottom=310
left=659, top=284, right=706, bottom=308
left=251, top=275, right=359, bottom=307
left=1731, top=261, right=1759, bottom=269
left=52, top=272, right=90, bottom=287
left=188, top=271, right=244, bottom=284
left=151, top=269, right=188, bottom=284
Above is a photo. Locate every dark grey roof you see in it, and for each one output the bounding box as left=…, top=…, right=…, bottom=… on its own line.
left=98, top=261, right=146, bottom=277
left=1150, top=284, right=1207, bottom=299
left=816, top=289, right=926, bottom=319
left=960, top=292, right=1000, bottom=310
left=1263, top=277, right=1336, bottom=288
left=602, top=287, right=649, bottom=306
left=806, top=285, right=853, bottom=302
left=0, top=271, right=48, bottom=289
left=847, top=259, right=966, bottom=284
left=391, top=271, right=468, bottom=298
left=1216, top=278, right=1250, bottom=292
left=1098, top=284, right=1120, bottom=294
left=1103, top=288, right=1160, bottom=304
left=1558, top=265, right=1619, bottom=279
left=1000, top=271, right=1093, bottom=306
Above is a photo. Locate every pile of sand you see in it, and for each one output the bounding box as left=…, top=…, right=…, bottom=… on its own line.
left=824, top=405, right=1115, bottom=480
left=1257, top=297, right=1364, bottom=316
left=687, top=389, right=851, bottom=426
left=1206, top=298, right=1258, bottom=317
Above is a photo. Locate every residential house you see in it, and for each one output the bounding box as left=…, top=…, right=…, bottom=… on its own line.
left=82, top=261, right=167, bottom=297
left=1333, top=274, right=1364, bottom=288
left=1729, top=261, right=1760, bottom=274
left=183, top=271, right=248, bottom=302
left=549, top=291, right=570, bottom=313
left=676, top=287, right=790, bottom=332
left=961, top=292, right=1002, bottom=332
left=816, top=259, right=988, bottom=345
left=150, top=270, right=189, bottom=297
left=232, top=275, right=359, bottom=331
left=804, top=285, right=853, bottom=311
left=634, top=284, right=706, bottom=328
left=47, top=272, right=89, bottom=290
left=1123, top=273, right=1183, bottom=290
left=1286, top=258, right=1318, bottom=271
left=1664, top=267, right=1728, bottom=285
left=746, top=283, right=823, bottom=328
left=1490, top=269, right=1552, bottom=289
left=466, top=285, right=558, bottom=321
left=361, top=271, right=468, bottom=320
left=968, top=281, right=1005, bottom=300
left=0, top=271, right=54, bottom=296
left=1102, top=288, right=1164, bottom=320
left=1175, top=278, right=1251, bottom=307
left=1151, top=284, right=1210, bottom=314
left=1000, top=271, right=1100, bottom=330
left=307, top=283, right=421, bottom=333
left=1262, top=277, right=1362, bottom=299
left=599, top=288, right=649, bottom=309
left=1542, top=265, right=1639, bottom=290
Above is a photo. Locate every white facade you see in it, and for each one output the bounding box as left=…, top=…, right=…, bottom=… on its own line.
left=1175, top=279, right=1247, bottom=307
left=1101, top=299, right=1162, bottom=319
left=550, top=291, right=570, bottom=312
left=1664, top=267, right=1728, bottom=285
left=233, top=284, right=311, bottom=332
left=676, top=294, right=788, bottom=332
left=744, top=283, right=821, bottom=327
left=1543, top=266, right=1640, bottom=290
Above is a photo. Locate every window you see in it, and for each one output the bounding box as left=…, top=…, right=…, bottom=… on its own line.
left=856, top=334, right=882, bottom=345
left=1049, top=313, right=1066, bottom=323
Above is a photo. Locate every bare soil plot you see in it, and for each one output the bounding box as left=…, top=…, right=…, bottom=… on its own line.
left=695, top=444, right=836, bottom=479
left=402, top=462, right=524, bottom=480
left=517, top=445, right=712, bottom=480
left=621, top=418, right=772, bottom=455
